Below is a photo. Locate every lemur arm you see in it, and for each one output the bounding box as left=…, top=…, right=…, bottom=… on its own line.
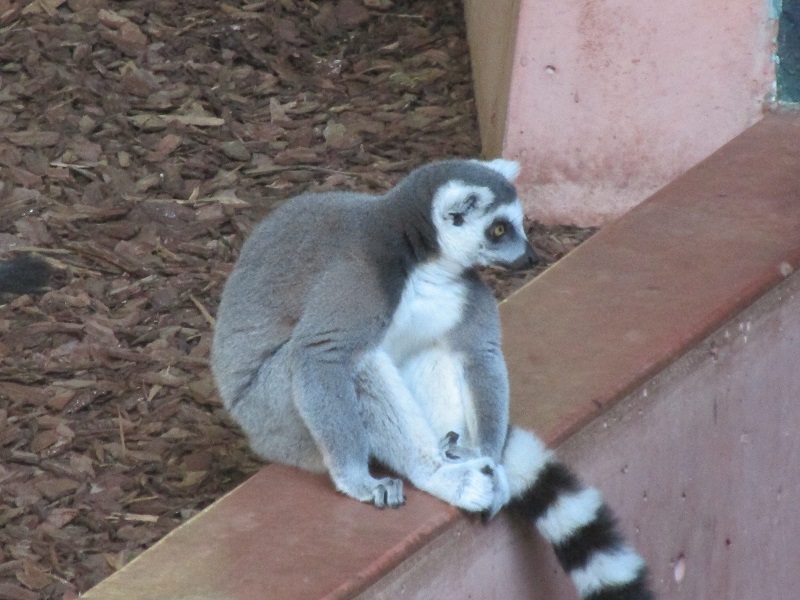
left=450, top=275, right=510, bottom=461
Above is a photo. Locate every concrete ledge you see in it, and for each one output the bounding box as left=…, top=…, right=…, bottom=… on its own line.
left=79, top=465, right=459, bottom=600
left=82, top=111, right=800, bottom=599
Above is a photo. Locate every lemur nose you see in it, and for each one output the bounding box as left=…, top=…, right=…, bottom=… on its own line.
left=507, top=242, right=538, bottom=271
left=524, top=242, right=539, bottom=267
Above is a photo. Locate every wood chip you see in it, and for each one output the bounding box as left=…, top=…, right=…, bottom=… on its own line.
left=4, top=131, right=59, bottom=147
left=162, top=115, right=225, bottom=127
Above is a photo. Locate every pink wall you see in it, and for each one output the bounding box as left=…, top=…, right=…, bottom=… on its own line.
left=499, top=1, right=775, bottom=225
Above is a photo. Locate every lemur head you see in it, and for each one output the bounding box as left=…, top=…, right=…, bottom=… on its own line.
left=427, top=159, right=538, bottom=272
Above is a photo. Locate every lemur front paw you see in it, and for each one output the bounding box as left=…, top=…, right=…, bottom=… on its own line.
left=371, top=477, right=405, bottom=509
left=440, top=431, right=481, bottom=461
left=484, top=463, right=510, bottom=521
left=423, top=456, right=497, bottom=513
left=335, top=475, right=405, bottom=509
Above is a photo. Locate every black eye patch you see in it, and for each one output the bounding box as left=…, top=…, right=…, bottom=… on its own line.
left=450, top=212, right=465, bottom=226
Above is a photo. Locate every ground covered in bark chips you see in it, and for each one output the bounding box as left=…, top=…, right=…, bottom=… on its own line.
left=0, top=1, right=595, bottom=597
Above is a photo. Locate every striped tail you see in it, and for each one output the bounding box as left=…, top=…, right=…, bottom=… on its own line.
left=501, top=427, right=654, bottom=600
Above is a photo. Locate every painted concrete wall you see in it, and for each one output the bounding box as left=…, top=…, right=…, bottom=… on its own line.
left=557, top=271, right=800, bottom=598
left=468, top=1, right=776, bottom=225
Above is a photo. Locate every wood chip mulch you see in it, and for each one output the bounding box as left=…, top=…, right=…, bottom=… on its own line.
left=0, top=1, right=595, bottom=598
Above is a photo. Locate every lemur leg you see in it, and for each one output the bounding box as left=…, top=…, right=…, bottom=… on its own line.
left=399, top=346, right=477, bottom=444
left=399, top=345, right=510, bottom=517
left=291, top=351, right=404, bottom=508
left=226, top=344, right=326, bottom=473
left=356, top=350, right=497, bottom=513
left=439, top=431, right=481, bottom=461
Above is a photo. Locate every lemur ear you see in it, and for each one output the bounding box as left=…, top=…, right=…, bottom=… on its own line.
left=434, top=182, right=492, bottom=227
left=481, top=159, right=521, bottom=182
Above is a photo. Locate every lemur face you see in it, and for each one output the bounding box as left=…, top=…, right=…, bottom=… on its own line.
left=431, top=161, right=538, bottom=271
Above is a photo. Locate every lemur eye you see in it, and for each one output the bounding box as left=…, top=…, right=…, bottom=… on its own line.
left=492, top=223, right=506, bottom=238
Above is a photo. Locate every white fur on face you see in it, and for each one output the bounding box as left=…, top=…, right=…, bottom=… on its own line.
left=431, top=181, right=496, bottom=269
left=431, top=181, right=528, bottom=269
left=493, top=201, right=525, bottom=230
left=478, top=201, right=527, bottom=267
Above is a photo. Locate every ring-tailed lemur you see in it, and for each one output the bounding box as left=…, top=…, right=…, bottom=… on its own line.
left=0, top=255, right=50, bottom=296
left=212, top=159, right=654, bottom=600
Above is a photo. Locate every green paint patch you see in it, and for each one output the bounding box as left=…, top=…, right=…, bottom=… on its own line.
left=778, top=1, right=800, bottom=102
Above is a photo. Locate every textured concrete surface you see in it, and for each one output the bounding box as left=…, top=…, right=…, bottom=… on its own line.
left=556, top=270, right=800, bottom=599
left=82, top=112, right=800, bottom=599
left=81, top=464, right=460, bottom=600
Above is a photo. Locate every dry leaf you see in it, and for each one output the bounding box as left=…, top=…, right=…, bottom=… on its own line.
left=97, top=8, right=129, bottom=29
left=4, top=131, right=59, bottom=147
left=163, top=115, right=225, bottom=127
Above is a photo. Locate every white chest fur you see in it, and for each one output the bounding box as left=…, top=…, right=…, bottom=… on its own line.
left=380, top=260, right=466, bottom=364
